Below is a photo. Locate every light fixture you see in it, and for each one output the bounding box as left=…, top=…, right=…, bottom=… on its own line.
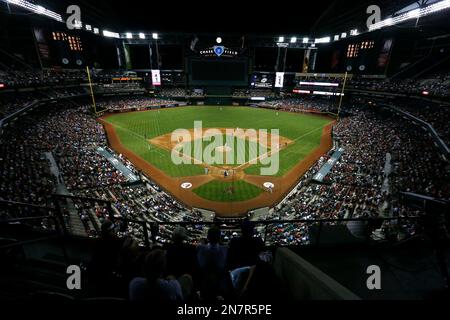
left=407, top=8, right=421, bottom=18
left=278, top=36, right=284, bottom=43
left=139, top=33, right=146, bottom=39
left=85, top=25, right=92, bottom=31
left=93, top=28, right=99, bottom=34
left=126, top=32, right=132, bottom=39
left=315, top=36, right=331, bottom=43
left=152, top=33, right=158, bottom=39
left=103, top=30, right=120, bottom=38
left=6, top=0, right=63, bottom=22
left=369, top=0, right=450, bottom=32
left=303, top=37, right=309, bottom=43
left=73, top=20, right=82, bottom=29
left=341, top=32, right=347, bottom=38
left=36, top=5, right=45, bottom=14
left=290, top=37, right=297, bottom=43
left=216, top=37, right=222, bottom=44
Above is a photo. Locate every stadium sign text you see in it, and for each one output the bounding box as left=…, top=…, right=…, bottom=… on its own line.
left=171, top=121, right=280, bottom=175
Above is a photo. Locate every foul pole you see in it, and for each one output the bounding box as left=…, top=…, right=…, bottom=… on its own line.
left=336, top=71, right=348, bottom=121
left=86, top=66, right=97, bottom=114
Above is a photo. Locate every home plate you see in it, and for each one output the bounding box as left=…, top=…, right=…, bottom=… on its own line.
left=181, top=182, right=193, bottom=189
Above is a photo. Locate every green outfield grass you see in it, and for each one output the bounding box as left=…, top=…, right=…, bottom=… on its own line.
left=103, top=106, right=332, bottom=202
left=192, top=180, right=263, bottom=202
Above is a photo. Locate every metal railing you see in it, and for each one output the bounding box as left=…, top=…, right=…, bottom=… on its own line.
left=1, top=196, right=423, bottom=250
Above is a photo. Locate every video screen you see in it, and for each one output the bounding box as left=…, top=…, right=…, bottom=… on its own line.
left=190, top=59, right=248, bottom=85
left=250, top=73, right=274, bottom=88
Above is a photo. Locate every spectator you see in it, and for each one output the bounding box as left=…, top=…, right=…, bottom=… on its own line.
left=197, top=226, right=228, bottom=300
left=227, top=221, right=264, bottom=271
left=129, top=249, right=192, bottom=301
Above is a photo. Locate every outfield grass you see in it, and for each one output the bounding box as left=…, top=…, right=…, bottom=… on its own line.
left=103, top=106, right=332, bottom=201
left=192, top=180, right=263, bottom=202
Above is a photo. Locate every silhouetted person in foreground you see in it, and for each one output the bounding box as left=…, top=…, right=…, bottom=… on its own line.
left=129, top=248, right=193, bottom=301
left=227, top=221, right=264, bottom=271
left=90, top=219, right=124, bottom=296
left=166, top=227, right=197, bottom=279
left=197, top=226, right=228, bottom=300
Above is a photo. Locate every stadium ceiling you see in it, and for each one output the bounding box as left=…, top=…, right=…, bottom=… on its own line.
left=2, top=0, right=449, bottom=40
left=3, top=0, right=404, bottom=33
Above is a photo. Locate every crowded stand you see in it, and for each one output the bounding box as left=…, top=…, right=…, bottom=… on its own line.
left=75, top=182, right=206, bottom=245
left=392, top=99, right=450, bottom=146
left=262, top=103, right=449, bottom=245
left=157, top=87, right=187, bottom=97
left=0, top=96, right=203, bottom=245
left=347, top=73, right=450, bottom=97
left=96, top=96, right=180, bottom=111
left=1, top=81, right=448, bottom=248
left=252, top=96, right=335, bottom=113
left=233, top=88, right=277, bottom=98
left=0, top=69, right=88, bottom=88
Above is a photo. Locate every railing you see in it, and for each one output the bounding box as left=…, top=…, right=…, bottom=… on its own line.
left=109, top=215, right=421, bottom=248
left=0, top=215, right=68, bottom=263
left=0, top=197, right=423, bottom=249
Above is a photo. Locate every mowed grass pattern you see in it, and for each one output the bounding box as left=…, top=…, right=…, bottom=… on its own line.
left=192, top=180, right=262, bottom=202
left=103, top=106, right=332, bottom=202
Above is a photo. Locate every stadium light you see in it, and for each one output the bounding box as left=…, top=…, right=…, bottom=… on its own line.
left=407, top=8, right=421, bottom=18
left=36, top=5, right=45, bottom=14
left=216, top=37, right=222, bottom=44
left=290, top=37, right=297, bottom=43
left=6, top=0, right=63, bottom=22
left=303, top=37, right=309, bottom=43
left=139, top=33, right=146, bottom=39
left=341, top=32, right=347, bottom=38
left=152, top=33, right=158, bottom=39
left=315, top=36, right=331, bottom=44
left=103, top=30, right=120, bottom=38
left=369, top=0, right=450, bottom=31
left=73, top=20, right=82, bottom=29
left=278, top=36, right=284, bottom=43
left=93, top=28, right=99, bottom=34
left=85, top=24, right=92, bottom=31
left=126, top=32, right=133, bottom=39
left=334, top=35, right=339, bottom=41
left=350, top=29, right=358, bottom=36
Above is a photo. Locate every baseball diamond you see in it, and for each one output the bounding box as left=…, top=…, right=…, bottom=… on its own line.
left=99, top=106, right=334, bottom=216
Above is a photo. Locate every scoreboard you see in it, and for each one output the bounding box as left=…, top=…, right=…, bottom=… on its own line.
left=250, top=73, right=274, bottom=88
left=188, top=58, right=248, bottom=86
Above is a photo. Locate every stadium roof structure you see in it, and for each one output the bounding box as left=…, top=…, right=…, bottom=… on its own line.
left=2, top=0, right=449, bottom=41
left=0, top=0, right=420, bottom=33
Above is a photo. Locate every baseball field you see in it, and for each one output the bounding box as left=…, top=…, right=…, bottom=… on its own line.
left=99, top=106, right=334, bottom=217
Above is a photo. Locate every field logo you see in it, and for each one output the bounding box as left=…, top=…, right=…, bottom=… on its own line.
left=171, top=121, right=280, bottom=175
